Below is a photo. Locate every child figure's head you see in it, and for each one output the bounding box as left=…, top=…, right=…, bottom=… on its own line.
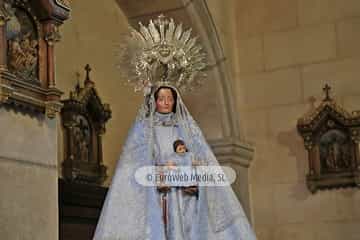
left=173, top=139, right=187, bottom=154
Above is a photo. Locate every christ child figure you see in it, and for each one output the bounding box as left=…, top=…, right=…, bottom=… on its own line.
left=172, top=139, right=199, bottom=196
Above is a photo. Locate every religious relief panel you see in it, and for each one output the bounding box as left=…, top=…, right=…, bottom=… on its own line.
left=297, top=84, right=360, bottom=193
left=5, top=0, right=39, bottom=82
left=61, top=65, right=111, bottom=185
left=0, top=0, right=69, bottom=118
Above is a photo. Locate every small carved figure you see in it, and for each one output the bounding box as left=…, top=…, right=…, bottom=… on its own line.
left=22, top=33, right=37, bottom=69
left=8, top=32, right=38, bottom=79
left=326, top=143, right=343, bottom=169
left=72, top=117, right=90, bottom=162
left=8, top=37, right=26, bottom=68
left=5, top=1, right=21, bottom=39
left=320, top=130, right=351, bottom=171
left=5, top=3, right=39, bottom=80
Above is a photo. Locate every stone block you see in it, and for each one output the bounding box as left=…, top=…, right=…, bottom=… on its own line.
left=235, top=0, right=297, bottom=38
left=298, top=0, right=360, bottom=26
left=302, top=58, right=360, bottom=100
left=274, top=223, right=316, bottom=240
left=240, top=68, right=302, bottom=109
left=249, top=139, right=299, bottom=185
left=270, top=140, right=304, bottom=184
left=238, top=36, right=264, bottom=74
left=251, top=184, right=276, bottom=225
left=315, top=222, right=360, bottom=240
left=0, top=109, right=57, bottom=167
left=0, top=159, right=58, bottom=240
left=116, top=0, right=184, bottom=18
left=264, top=24, right=336, bottom=70
left=337, top=19, right=360, bottom=58
left=268, top=104, right=308, bottom=136
left=297, top=0, right=337, bottom=26
left=250, top=155, right=276, bottom=186
left=343, top=95, right=360, bottom=112
left=254, top=225, right=274, bottom=240
left=354, top=191, right=360, bottom=219
left=303, top=191, right=339, bottom=222
left=273, top=183, right=308, bottom=224
left=248, top=139, right=271, bottom=180
left=334, top=189, right=360, bottom=221
left=241, top=109, right=269, bottom=140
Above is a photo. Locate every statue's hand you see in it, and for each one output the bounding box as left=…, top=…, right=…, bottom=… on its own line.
left=165, top=160, right=176, bottom=169
left=192, top=160, right=201, bottom=166
left=183, top=186, right=198, bottom=196
left=157, top=185, right=170, bottom=193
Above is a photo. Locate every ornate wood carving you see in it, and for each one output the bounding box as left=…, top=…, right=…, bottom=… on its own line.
left=0, top=0, right=70, bottom=118
left=297, top=84, right=360, bottom=193
left=61, top=65, right=111, bottom=185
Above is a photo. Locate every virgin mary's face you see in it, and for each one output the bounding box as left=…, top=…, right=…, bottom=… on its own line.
left=155, top=88, right=174, bottom=114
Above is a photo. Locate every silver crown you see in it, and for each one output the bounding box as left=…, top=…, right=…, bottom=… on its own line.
left=117, top=15, right=207, bottom=93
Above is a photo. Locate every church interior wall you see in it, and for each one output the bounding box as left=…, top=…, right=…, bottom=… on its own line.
left=230, top=0, right=360, bottom=239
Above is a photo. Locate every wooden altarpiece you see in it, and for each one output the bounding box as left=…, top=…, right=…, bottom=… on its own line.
left=297, top=85, right=360, bottom=193
left=61, top=65, right=111, bottom=184
left=0, top=0, right=70, bottom=117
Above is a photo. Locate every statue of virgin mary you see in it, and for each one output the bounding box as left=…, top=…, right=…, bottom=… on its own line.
left=93, top=15, right=257, bottom=240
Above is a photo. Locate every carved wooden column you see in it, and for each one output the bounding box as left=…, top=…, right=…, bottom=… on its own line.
left=351, top=122, right=360, bottom=183
left=96, top=110, right=109, bottom=167
left=43, top=20, right=63, bottom=117
left=44, top=21, right=59, bottom=88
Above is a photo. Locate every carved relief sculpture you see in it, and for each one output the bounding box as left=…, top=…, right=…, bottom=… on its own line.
left=6, top=2, right=39, bottom=81
left=61, top=65, right=111, bottom=184
left=0, top=0, right=70, bottom=118
left=297, top=84, right=360, bottom=193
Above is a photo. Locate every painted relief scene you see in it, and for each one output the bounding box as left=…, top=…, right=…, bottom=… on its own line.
left=6, top=2, right=38, bottom=81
